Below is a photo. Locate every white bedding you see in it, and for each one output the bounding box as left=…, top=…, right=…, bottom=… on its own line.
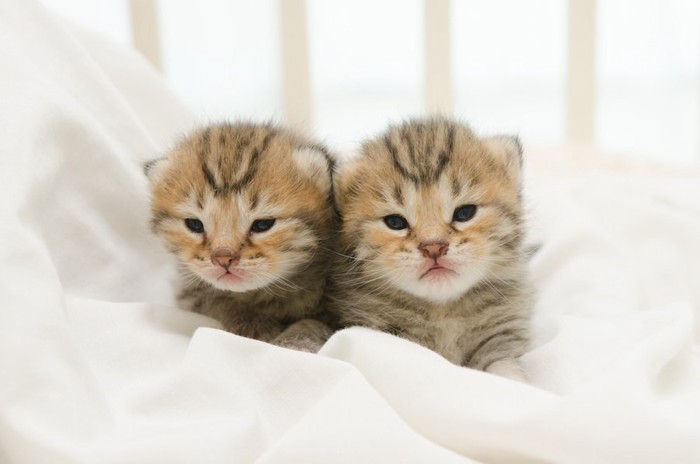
left=1, top=1, right=699, bottom=462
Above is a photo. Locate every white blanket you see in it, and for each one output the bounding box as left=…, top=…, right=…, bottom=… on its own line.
left=1, top=1, right=699, bottom=462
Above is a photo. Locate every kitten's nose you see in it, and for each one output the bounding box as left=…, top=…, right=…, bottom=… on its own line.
left=419, top=241, right=449, bottom=260
left=211, top=247, right=240, bottom=269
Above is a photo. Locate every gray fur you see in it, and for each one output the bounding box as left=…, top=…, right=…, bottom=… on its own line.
left=326, top=117, right=533, bottom=379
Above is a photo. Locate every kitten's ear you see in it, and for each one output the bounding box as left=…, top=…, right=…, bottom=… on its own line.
left=293, top=145, right=334, bottom=195
left=333, top=159, right=362, bottom=211
left=143, top=157, right=168, bottom=185
left=482, top=135, right=523, bottom=182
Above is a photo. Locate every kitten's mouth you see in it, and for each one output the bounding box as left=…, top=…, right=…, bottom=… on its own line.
left=215, top=270, right=245, bottom=284
left=420, top=264, right=456, bottom=280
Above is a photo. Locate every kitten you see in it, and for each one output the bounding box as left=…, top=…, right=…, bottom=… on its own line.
left=145, top=122, right=335, bottom=352
left=327, top=117, right=533, bottom=379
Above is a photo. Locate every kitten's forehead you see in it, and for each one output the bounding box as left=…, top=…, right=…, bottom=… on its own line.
left=197, top=187, right=288, bottom=219
left=344, top=118, right=519, bottom=212
left=382, top=176, right=459, bottom=225
left=384, top=172, right=478, bottom=206
left=191, top=124, right=288, bottom=197
left=379, top=119, right=458, bottom=185
left=162, top=123, right=331, bottom=204
left=358, top=119, right=485, bottom=194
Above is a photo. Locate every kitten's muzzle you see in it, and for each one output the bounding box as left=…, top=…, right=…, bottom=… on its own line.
left=419, top=241, right=449, bottom=260
left=211, top=247, right=241, bottom=269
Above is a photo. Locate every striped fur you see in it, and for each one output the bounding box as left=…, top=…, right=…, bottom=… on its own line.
left=146, top=122, right=335, bottom=352
left=327, top=117, right=533, bottom=379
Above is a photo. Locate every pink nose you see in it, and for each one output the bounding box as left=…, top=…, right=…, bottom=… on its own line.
left=211, top=248, right=240, bottom=269
left=419, top=241, right=448, bottom=260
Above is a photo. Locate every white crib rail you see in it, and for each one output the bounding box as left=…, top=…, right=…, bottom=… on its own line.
left=566, top=0, right=596, bottom=145
left=424, top=0, right=453, bottom=115
left=129, top=0, right=600, bottom=147
left=279, top=0, right=313, bottom=131
left=129, top=0, right=161, bottom=71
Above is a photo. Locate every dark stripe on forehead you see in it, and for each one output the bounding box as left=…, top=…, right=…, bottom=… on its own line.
left=384, top=134, right=419, bottom=184
left=202, top=161, right=219, bottom=193
left=401, top=125, right=417, bottom=164
left=200, top=127, right=211, bottom=150
left=228, top=129, right=253, bottom=175
left=434, top=152, right=450, bottom=182
left=198, top=127, right=221, bottom=193
left=235, top=130, right=254, bottom=154
left=451, top=174, right=461, bottom=197
left=432, top=123, right=455, bottom=181
left=445, top=123, right=455, bottom=155
left=392, top=185, right=404, bottom=206
left=227, top=130, right=275, bottom=193
left=381, top=120, right=458, bottom=185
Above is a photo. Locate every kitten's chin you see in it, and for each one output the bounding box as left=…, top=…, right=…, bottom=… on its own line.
left=197, top=269, right=275, bottom=293
left=208, top=274, right=262, bottom=292
left=393, top=267, right=485, bottom=304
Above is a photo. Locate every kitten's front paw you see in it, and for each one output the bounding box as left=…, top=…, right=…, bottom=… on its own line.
left=275, top=337, right=325, bottom=353
left=485, top=359, right=528, bottom=382
left=273, top=319, right=334, bottom=353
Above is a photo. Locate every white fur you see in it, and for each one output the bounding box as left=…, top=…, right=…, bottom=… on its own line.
left=486, top=358, right=527, bottom=382
left=389, top=247, right=492, bottom=303
left=482, top=135, right=522, bottom=183
left=293, top=147, right=331, bottom=194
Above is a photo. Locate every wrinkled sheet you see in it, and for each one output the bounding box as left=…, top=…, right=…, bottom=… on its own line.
left=1, top=1, right=699, bottom=462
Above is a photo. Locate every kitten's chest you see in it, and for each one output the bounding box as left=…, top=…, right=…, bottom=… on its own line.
left=406, top=314, right=469, bottom=365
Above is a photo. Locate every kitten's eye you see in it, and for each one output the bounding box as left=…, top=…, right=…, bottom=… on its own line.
left=453, top=205, right=477, bottom=222
left=185, top=218, right=205, bottom=233
left=383, top=214, right=409, bottom=230
left=251, top=218, right=276, bottom=233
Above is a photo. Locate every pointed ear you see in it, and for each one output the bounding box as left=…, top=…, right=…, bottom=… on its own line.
left=143, top=157, right=168, bottom=185
left=293, top=145, right=334, bottom=195
left=482, top=135, right=523, bottom=182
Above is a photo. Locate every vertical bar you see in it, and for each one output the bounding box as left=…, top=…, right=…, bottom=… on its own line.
left=129, top=0, right=162, bottom=71
left=279, top=0, right=313, bottom=131
left=566, top=0, right=596, bottom=144
left=424, top=0, right=453, bottom=114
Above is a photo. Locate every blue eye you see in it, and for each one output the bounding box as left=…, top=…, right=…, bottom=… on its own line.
left=185, top=218, right=205, bottom=233
left=251, top=218, right=276, bottom=233
left=383, top=214, right=409, bottom=230
left=453, top=205, right=477, bottom=222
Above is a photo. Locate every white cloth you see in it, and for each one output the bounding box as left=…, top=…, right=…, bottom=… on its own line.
left=1, top=1, right=699, bottom=462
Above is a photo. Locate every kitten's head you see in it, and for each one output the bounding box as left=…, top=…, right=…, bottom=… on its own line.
left=146, top=122, right=334, bottom=292
left=336, top=118, right=524, bottom=303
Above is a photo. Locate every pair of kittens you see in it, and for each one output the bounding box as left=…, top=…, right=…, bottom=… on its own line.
left=145, top=118, right=532, bottom=379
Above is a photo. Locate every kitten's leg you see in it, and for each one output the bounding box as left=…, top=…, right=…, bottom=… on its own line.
left=219, top=313, right=284, bottom=343
left=273, top=319, right=334, bottom=353
left=485, top=358, right=528, bottom=382
left=463, top=324, right=530, bottom=382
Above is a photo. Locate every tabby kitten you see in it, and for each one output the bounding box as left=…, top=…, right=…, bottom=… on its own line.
left=328, top=117, right=533, bottom=379
left=146, top=122, right=335, bottom=352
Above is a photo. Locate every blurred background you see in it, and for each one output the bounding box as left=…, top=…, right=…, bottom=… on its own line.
left=41, top=0, right=700, bottom=164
